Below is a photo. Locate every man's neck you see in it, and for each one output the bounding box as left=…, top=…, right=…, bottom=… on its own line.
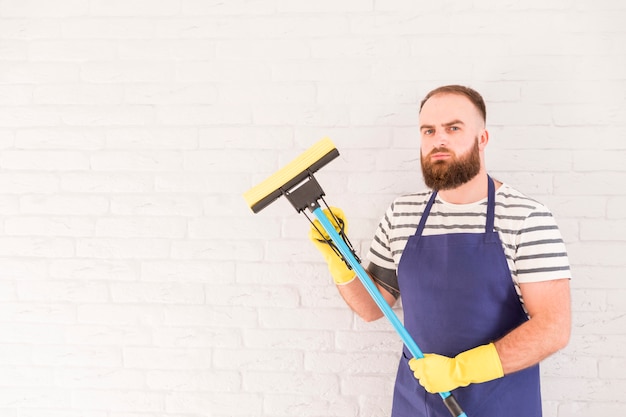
left=437, top=171, right=497, bottom=204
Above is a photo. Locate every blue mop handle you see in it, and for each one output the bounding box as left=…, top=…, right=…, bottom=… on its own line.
left=312, top=207, right=467, bottom=417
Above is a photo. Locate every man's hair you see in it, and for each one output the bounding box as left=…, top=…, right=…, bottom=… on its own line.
left=419, top=85, right=486, bottom=124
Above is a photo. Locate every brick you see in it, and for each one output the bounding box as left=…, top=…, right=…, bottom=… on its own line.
left=110, top=282, right=205, bottom=304
left=96, top=217, right=186, bottom=238
left=20, top=195, right=108, bottom=216
left=0, top=0, right=89, bottom=17
left=50, top=259, right=138, bottom=281
left=0, top=150, right=90, bottom=171
left=90, top=0, right=179, bottom=16
left=16, top=128, right=105, bottom=150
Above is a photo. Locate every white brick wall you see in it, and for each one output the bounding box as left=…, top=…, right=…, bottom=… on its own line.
left=0, top=1, right=624, bottom=416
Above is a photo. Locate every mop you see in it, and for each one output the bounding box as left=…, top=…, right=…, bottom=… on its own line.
left=244, top=138, right=467, bottom=417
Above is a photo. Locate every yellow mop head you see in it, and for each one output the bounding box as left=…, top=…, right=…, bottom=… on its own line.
left=243, top=138, right=339, bottom=213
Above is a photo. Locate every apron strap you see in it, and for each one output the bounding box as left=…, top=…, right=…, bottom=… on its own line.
left=486, top=175, right=495, bottom=233
left=415, top=190, right=438, bottom=237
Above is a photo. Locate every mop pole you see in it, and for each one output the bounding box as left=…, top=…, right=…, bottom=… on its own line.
left=311, top=206, right=466, bottom=417
left=244, top=138, right=467, bottom=417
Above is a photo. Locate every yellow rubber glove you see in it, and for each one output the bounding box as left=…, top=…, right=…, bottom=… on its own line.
left=408, top=343, right=504, bottom=393
left=308, top=207, right=356, bottom=285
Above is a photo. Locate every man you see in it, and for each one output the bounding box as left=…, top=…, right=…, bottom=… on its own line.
left=309, top=85, right=571, bottom=416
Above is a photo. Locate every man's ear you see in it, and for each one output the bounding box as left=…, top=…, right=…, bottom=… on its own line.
left=478, top=129, right=489, bottom=150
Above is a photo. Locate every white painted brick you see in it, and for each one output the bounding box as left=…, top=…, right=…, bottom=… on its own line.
left=110, top=195, right=202, bottom=216
left=0, top=0, right=89, bottom=17
left=555, top=173, right=626, bottom=196
left=607, top=196, right=626, bottom=219
left=0, top=195, right=20, bottom=215
left=72, top=390, right=163, bottom=412
left=177, top=61, right=272, bottom=82
left=580, top=219, right=626, bottom=241
left=305, top=351, right=399, bottom=374
left=199, top=126, right=292, bottom=149
left=163, top=305, right=257, bottom=328
left=17, top=280, right=108, bottom=303
left=0, top=85, right=31, bottom=105
left=184, top=149, right=277, bottom=173
left=32, top=345, right=121, bottom=368
left=125, top=82, right=217, bottom=104
left=277, top=0, right=373, bottom=13
left=123, top=347, right=211, bottom=369
left=216, top=39, right=310, bottom=61
left=60, top=105, right=155, bottom=127
left=558, top=402, right=626, bottom=417
left=141, top=260, right=234, bottom=283
left=155, top=172, right=249, bottom=194
left=182, top=0, right=275, bottom=16
left=156, top=104, right=251, bottom=126
left=171, top=239, right=264, bottom=261
left=106, top=127, right=197, bottom=149
left=20, top=195, right=108, bottom=216
left=50, top=259, right=138, bottom=281
left=0, top=302, right=75, bottom=324
left=54, top=368, right=145, bottom=389
left=245, top=370, right=340, bottom=396
left=61, top=173, right=154, bottom=193
left=214, top=347, right=302, bottom=372
left=0, top=150, right=89, bottom=171
left=34, top=84, right=122, bottom=105
left=29, top=40, right=117, bottom=61
left=61, top=17, right=154, bottom=39
left=258, top=307, right=353, bottom=331
left=90, top=0, right=179, bottom=16
left=0, top=18, right=60, bottom=39
left=65, top=325, right=152, bottom=346
left=153, top=326, right=240, bottom=348
left=78, top=304, right=165, bottom=326
left=16, top=128, right=105, bottom=150
left=81, top=62, right=174, bottom=83
left=0, top=62, right=79, bottom=84
left=0, top=387, right=69, bottom=408
left=0, top=237, right=74, bottom=258
left=147, top=369, right=240, bottom=391
left=264, top=393, right=357, bottom=417
left=243, top=328, right=333, bottom=351
left=110, top=282, right=205, bottom=304
left=165, top=392, right=262, bottom=416
left=206, top=284, right=299, bottom=308
left=96, top=217, right=186, bottom=238
left=76, top=238, right=171, bottom=259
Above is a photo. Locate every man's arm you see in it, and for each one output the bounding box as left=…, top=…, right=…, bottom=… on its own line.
left=409, top=277, right=571, bottom=393
left=335, top=273, right=398, bottom=322
left=494, top=278, right=571, bottom=374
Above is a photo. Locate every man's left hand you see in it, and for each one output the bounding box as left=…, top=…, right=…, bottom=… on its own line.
left=408, top=343, right=504, bottom=393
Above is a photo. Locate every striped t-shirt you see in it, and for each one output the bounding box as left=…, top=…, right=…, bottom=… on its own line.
left=366, top=182, right=571, bottom=301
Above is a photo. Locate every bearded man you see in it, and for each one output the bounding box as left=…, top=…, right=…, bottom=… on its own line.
left=309, top=85, right=572, bottom=417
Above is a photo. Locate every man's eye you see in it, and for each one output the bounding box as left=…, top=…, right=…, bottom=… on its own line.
left=449, top=126, right=459, bottom=131
left=424, top=129, right=434, bottom=135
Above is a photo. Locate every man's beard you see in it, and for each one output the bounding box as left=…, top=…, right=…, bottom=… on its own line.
left=421, top=138, right=481, bottom=191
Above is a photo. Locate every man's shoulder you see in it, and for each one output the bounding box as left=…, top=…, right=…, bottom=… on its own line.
left=496, top=183, right=553, bottom=216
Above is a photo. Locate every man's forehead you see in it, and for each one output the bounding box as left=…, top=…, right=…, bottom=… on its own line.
left=419, top=93, right=482, bottom=124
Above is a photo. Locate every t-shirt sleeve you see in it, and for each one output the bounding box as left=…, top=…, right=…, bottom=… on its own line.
left=366, top=203, right=400, bottom=298
left=514, top=205, right=572, bottom=283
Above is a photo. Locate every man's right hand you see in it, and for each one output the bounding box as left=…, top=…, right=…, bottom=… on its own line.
left=308, top=207, right=356, bottom=285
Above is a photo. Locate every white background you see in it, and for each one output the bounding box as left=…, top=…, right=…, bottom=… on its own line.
left=0, top=0, right=624, bottom=416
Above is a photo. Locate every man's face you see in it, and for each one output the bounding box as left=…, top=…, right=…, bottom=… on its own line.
left=419, top=93, right=486, bottom=190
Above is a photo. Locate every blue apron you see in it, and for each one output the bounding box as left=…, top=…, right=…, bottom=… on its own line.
left=391, top=177, right=542, bottom=417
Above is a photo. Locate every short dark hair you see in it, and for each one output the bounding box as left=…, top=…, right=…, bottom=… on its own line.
left=419, top=85, right=486, bottom=124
